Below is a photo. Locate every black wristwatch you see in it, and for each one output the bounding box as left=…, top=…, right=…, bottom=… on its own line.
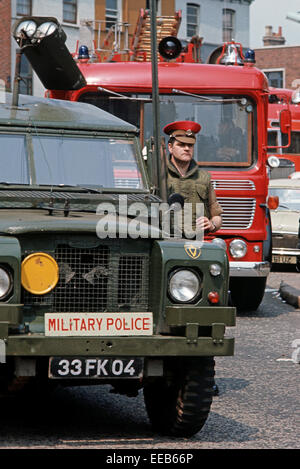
left=210, top=221, right=217, bottom=232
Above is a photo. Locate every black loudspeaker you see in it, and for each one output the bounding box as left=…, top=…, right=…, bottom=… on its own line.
left=158, top=36, right=182, bottom=60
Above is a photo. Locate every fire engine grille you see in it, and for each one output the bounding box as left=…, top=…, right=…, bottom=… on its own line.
left=23, top=244, right=149, bottom=312
left=217, top=197, right=256, bottom=230
left=212, top=179, right=255, bottom=190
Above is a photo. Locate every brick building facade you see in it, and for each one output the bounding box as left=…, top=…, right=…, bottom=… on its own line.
left=255, top=45, right=300, bottom=89
left=0, top=0, right=12, bottom=92
left=254, top=26, right=300, bottom=90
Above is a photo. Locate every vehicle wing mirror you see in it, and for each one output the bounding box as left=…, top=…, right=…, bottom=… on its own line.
left=280, top=109, right=291, bottom=134
left=266, top=109, right=291, bottom=150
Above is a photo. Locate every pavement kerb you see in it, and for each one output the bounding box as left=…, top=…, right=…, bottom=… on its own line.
left=279, top=281, right=300, bottom=308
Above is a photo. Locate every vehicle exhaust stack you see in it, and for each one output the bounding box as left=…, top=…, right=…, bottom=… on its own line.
left=12, top=16, right=86, bottom=90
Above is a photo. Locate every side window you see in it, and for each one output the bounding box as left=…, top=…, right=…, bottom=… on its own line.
left=264, top=70, right=284, bottom=88
left=283, top=132, right=300, bottom=153
left=267, top=130, right=278, bottom=149
left=106, top=0, right=119, bottom=31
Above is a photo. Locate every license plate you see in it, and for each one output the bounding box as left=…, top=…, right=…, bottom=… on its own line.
left=272, top=255, right=297, bottom=264
left=49, top=357, right=144, bottom=379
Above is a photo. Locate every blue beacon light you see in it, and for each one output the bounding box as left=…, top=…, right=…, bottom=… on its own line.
left=244, top=49, right=256, bottom=63
left=78, top=45, right=90, bottom=60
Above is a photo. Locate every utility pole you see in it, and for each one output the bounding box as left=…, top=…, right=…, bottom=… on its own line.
left=150, top=0, right=161, bottom=195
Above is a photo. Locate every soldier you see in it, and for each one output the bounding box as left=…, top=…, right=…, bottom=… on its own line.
left=164, top=120, right=223, bottom=234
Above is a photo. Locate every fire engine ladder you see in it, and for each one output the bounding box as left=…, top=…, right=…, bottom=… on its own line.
left=130, top=9, right=182, bottom=61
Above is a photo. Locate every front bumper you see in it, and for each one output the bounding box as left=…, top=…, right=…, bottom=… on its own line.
left=272, top=248, right=300, bottom=257
left=3, top=334, right=234, bottom=358
left=229, top=261, right=271, bottom=278
left=0, top=306, right=236, bottom=359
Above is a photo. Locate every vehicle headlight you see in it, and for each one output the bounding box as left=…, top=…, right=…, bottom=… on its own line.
left=15, top=20, right=37, bottom=38
left=0, top=267, right=12, bottom=299
left=36, top=22, right=58, bottom=38
left=229, top=239, right=247, bottom=258
left=168, top=269, right=201, bottom=303
left=209, top=263, right=222, bottom=276
left=267, top=155, right=280, bottom=168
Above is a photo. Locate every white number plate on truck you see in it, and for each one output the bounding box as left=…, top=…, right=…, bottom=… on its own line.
left=49, top=357, right=144, bottom=379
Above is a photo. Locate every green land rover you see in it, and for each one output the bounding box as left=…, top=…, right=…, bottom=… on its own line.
left=0, top=92, right=235, bottom=437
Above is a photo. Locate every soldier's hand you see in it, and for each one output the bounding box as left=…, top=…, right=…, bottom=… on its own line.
left=196, top=216, right=212, bottom=231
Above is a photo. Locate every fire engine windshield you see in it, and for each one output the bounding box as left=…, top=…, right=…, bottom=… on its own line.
left=79, top=92, right=255, bottom=168
left=144, top=95, right=254, bottom=167
left=0, top=134, right=144, bottom=189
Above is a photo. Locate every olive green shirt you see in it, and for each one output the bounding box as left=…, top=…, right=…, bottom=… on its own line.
left=167, top=158, right=223, bottom=227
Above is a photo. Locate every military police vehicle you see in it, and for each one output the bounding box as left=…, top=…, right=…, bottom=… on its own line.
left=0, top=90, right=235, bottom=437
left=0, top=17, right=235, bottom=438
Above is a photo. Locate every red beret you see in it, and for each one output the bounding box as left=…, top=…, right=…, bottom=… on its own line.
left=163, top=120, right=201, bottom=144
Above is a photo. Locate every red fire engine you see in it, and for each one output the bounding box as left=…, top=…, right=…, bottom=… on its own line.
left=12, top=11, right=291, bottom=311
left=268, top=87, right=300, bottom=172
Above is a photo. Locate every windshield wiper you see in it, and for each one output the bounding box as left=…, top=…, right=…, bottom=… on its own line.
left=98, top=87, right=152, bottom=102
left=50, top=184, right=104, bottom=194
left=75, top=185, right=104, bottom=194
left=172, top=89, right=247, bottom=104
left=0, top=183, right=103, bottom=192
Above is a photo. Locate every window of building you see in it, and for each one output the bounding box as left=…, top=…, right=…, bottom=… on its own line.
left=106, top=0, right=119, bottom=31
left=16, top=0, right=32, bottom=16
left=187, top=3, right=200, bottom=38
left=145, top=0, right=161, bottom=12
left=19, top=55, right=32, bottom=95
left=264, top=70, right=284, bottom=88
left=223, top=8, right=235, bottom=42
left=63, top=0, right=77, bottom=24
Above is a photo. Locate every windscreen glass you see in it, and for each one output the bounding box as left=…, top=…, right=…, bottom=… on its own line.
left=0, top=134, right=29, bottom=183
left=31, top=135, right=144, bottom=189
left=144, top=95, right=254, bottom=167
left=79, top=92, right=255, bottom=168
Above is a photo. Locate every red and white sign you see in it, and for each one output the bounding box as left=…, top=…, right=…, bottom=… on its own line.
left=45, top=312, right=153, bottom=337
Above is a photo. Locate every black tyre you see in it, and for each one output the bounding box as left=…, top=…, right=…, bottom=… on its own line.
left=143, top=357, right=215, bottom=437
left=229, top=276, right=267, bottom=311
